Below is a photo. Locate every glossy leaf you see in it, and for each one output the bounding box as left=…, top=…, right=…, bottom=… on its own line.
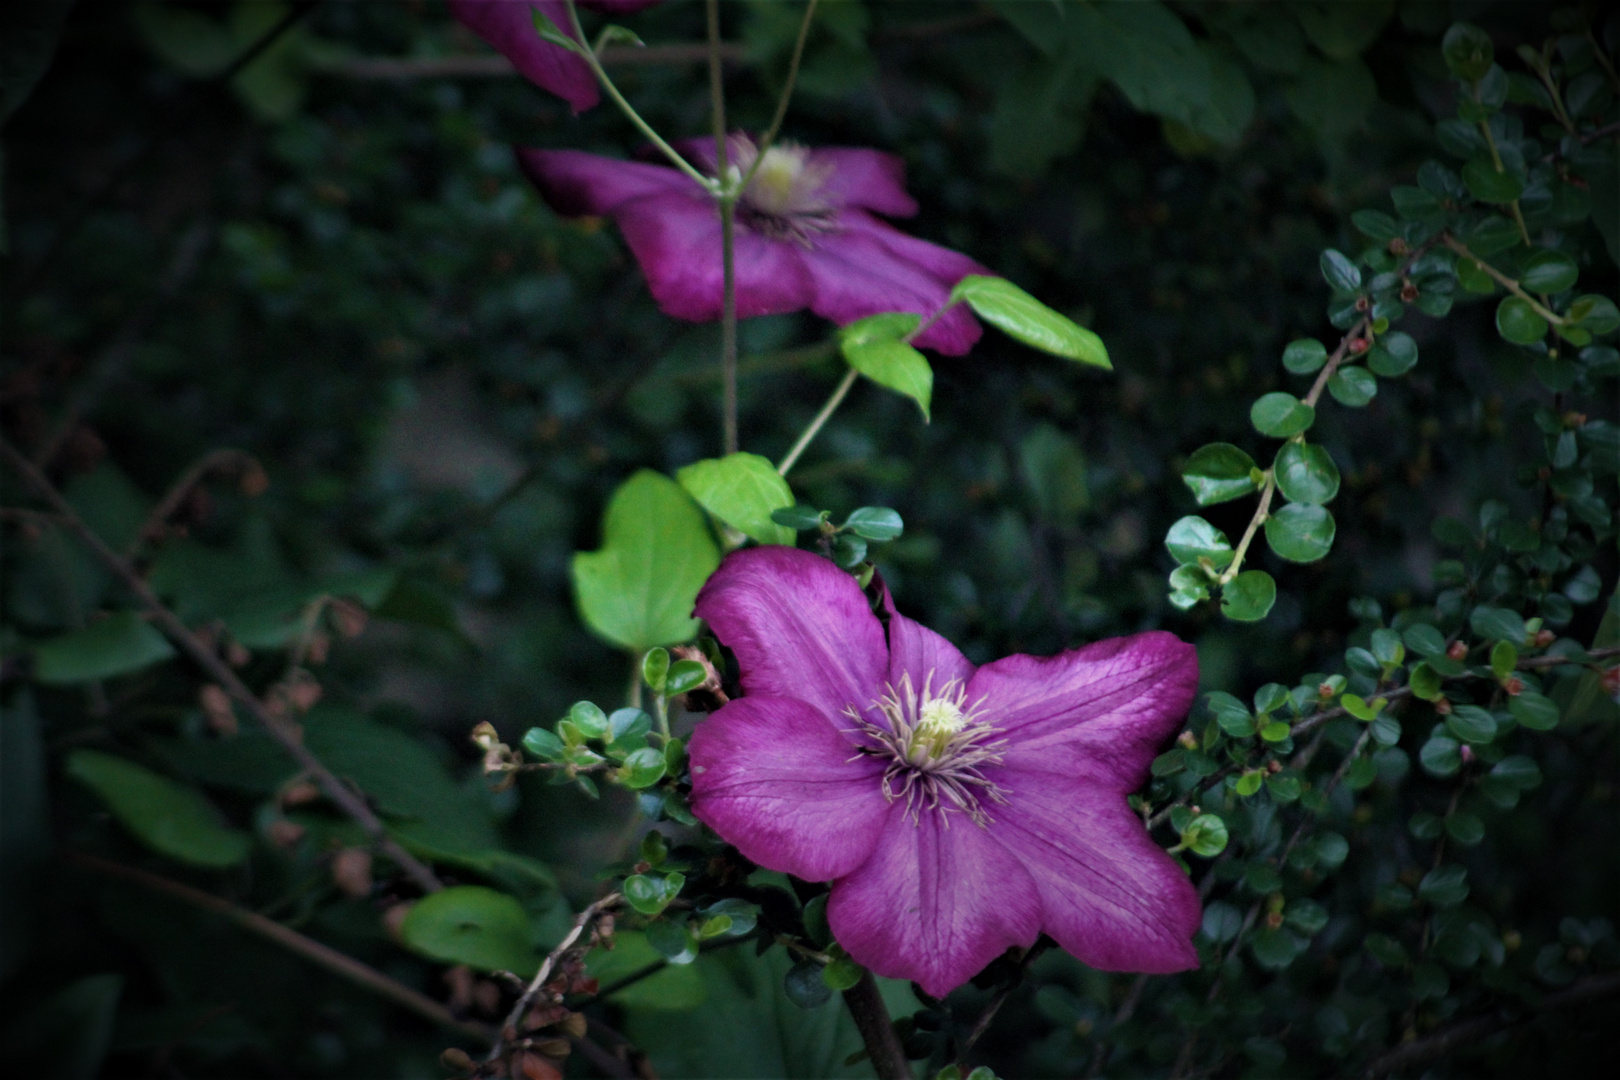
left=1319, top=248, right=1362, bottom=292
left=1282, top=338, right=1328, bottom=374
left=1495, top=297, right=1549, bottom=344
left=1273, top=442, right=1341, bottom=505
left=1250, top=392, right=1315, bottom=437
left=1265, top=503, right=1336, bottom=562
left=1327, top=366, right=1377, bottom=407
left=572, top=470, right=721, bottom=652
left=1165, top=515, right=1234, bottom=568
left=1520, top=250, right=1578, bottom=294
left=1181, top=443, right=1259, bottom=505
left=949, top=275, right=1110, bottom=367
left=1221, top=570, right=1276, bottom=621
left=400, top=886, right=537, bottom=975
left=677, top=453, right=796, bottom=546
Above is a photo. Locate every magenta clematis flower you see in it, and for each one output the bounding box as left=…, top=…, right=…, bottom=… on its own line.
left=516, top=136, right=989, bottom=354
left=687, top=547, right=1202, bottom=997
left=448, top=0, right=662, bottom=113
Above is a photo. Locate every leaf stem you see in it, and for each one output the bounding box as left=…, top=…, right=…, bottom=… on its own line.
left=1216, top=471, right=1276, bottom=586
left=736, top=0, right=820, bottom=192
left=842, top=970, right=910, bottom=1080
left=564, top=1, right=718, bottom=193
left=777, top=368, right=858, bottom=477
left=1470, top=79, right=1531, bottom=245
left=1440, top=234, right=1566, bottom=324
left=67, top=853, right=484, bottom=1040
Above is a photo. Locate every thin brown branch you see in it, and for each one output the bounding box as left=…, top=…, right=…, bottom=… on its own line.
left=488, top=894, right=620, bottom=1064
left=1440, top=235, right=1565, bottom=324
left=1362, top=970, right=1620, bottom=1078
left=957, top=940, right=1052, bottom=1065
left=130, top=448, right=261, bottom=556
left=843, top=970, right=911, bottom=1080
left=67, top=852, right=487, bottom=1042
left=0, top=435, right=444, bottom=895
left=323, top=43, right=748, bottom=79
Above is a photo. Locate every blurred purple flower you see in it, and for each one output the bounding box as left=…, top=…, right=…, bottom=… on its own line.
left=516, top=136, right=989, bottom=354
left=448, top=0, right=661, bottom=113
left=688, top=547, right=1202, bottom=997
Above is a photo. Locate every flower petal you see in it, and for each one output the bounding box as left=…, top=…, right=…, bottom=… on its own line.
left=879, top=581, right=975, bottom=691
left=613, top=195, right=817, bottom=322
left=449, top=0, right=599, bottom=113
left=695, top=548, right=888, bottom=722
left=994, top=770, right=1201, bottom=973
left=807, top=147, right=918, bottom=217
left=801, top=213, right=987, bottom=356
left=689, top=696, right=889, bottom=881
left=829, top=812, right=1041, bottom=999
left=970, top=632, right=1198, bottom=791
left=516, top=148, right=699, bottom=216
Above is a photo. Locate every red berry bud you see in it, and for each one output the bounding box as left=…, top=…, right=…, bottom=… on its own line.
left=1446, top=641, right=1468, bottom=661
left=1400, top=282, right=1419, bottom=302
left=1388, top=238, right=1409, bottom=256
left=1355, top=296, right=1371, bottom=312
left=1504, top=677, right=1525, bottom=696
left=1348, top=337, right=1370, bottom=354
left=1434, top=698, right=1453, bottom=715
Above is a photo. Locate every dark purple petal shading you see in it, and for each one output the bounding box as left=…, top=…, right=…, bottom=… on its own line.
left=516, top=148, right=699, bottom=215
left=828, top=811, right=1042, bottom=999
left=808, top=147, right=919, bottom=217
left=970, top=632, right=1198, bottom=791
left=448, top=0, right=599, bottom=113
left=689, top=696, right=889, bottom=881
left=993, top=770, right=1201, bottom=972
left=615, top=194, right=818, bottom=321
left=800, top=213, right=987, bottom=355
left=879, top=581, right=975, bottom=691
left=695, top=547, right=888, bottom=724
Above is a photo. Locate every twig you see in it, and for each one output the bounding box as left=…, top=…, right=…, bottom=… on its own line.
left=1362, top=970, right=1620, bottom=1078
left=737, top=0, right=820, bottom=190
left=1084, top=972, right=1150, bottom=1079
left=957, top=940, right=1052, bottom=1065
left=31, top=222, right=214, bottom=470
left=129, top=448, right=260, bottom=556
left=706, top=0, right=739, bottom=457
left=323, top=43, right=748, bottom=79
left=67, top=852, right=487, bottom=1042
left=842, top=970, right=911, bottom=1080
left=0, top=435, right=444, bottom=895
left=487, top=894, right=621, bottom=1063
left=1216, top=471, right=1277, bottom=586
left=1440, top=235, right=1565, bottom=324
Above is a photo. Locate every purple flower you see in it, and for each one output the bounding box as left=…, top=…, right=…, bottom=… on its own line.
left=687, top=547, right=1202, bottom=997
left=516, top=136, right=989, bottom=354
left=448, top=1, right=661, bottom=113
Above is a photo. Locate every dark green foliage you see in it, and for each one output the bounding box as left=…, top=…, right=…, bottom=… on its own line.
left=2, top=2, right=1616, bottom=1079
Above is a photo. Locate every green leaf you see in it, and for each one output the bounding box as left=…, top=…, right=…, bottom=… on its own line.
left=677, top=453, right=796, bottom=546
left=1265, top=503, right=1336, bottom=562
left=1490, top=640, right=1518, bottom=679
left=620, top=748, right=668, bottom=790
left=1402, top=624, right=1447, bottom=657
left=1182, top=813, right=1229, bottom=857
left=783, top=960, right=833, bottom=1009
left=1222, top=570, right=1276, bottom=621
left=1168, top=564, right=1211, bottom=610
left=399, top=886, right=537, bottom=975
left=1250, top=392, right=1315, bottom=437
left=529, top=5, right=580, bottom=51
left=1509, top=690, right=1559, bottom=731
left=1446, top=812, right=1486, bottom=846
left=1365, top=932, right=1409, bottom=967
left=842, top=506, right=904, bottom=542
left=570, top=700, right=611, bottom=740
left=838, top=314, right=933, bottom=419
left=1273, top=442, right=1341, bottom=505
left=1470, top=606, right=1525, bottom=643
left=572, top=470, right=721, bottom=652
left=1420, top=736, right=1462, bottom=777
left=32, top=612, right=176, bottom=685
left=770, top=504, right=826, bottom=532
left=1418, top=865, right=1469, bottom=907
left=65, top=750, right=250, bottom=869
left=1520, top=250, right=1579, bottom=294
left=1327, top=366, right=1377, bottom=407
left=1441, top=22, right=1494, bottom=81
left=1165, top=516, right=1234, bottom=569
left=1319, top=249, right=1362, bottom=292
left=1491, top=754, right=1542, bottom=790
left=1351, top=209, right=1400, bottom=242
left=1367, top=332, right=1418, bottom=377
left=1568, top=294, right=1620, bottom=334
left=1252, top=927, right=1303, bottom=970
left=1496, top=297, right=1549, bottom=345
left=1461, top=159, right=1524, bottom=204
left=664, top=659, right=707, bottom=696
left=1282, top=338, right=1328, bottom=374
left=948, top=275, right=1110, bottom=367
left=623, top=872, right=684, bottom=916
left=1181, top=443, right=1259, bottom=505
left=821, top=956, right=863, bottom=992
left=521, top=727, right=565, bottom=761
left=1019, top=424, right=1090, bottom=519
left=1408, top=661, right=1443, bottom=701
left=1446, top=705, right=1498, bottom=744
left=646, top=920, right=699, bottom=965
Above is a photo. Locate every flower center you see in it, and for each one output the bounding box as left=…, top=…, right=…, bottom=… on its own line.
left=723, top=137, right=839, bottom=246
left=846, top=672, right=1007, bottom=828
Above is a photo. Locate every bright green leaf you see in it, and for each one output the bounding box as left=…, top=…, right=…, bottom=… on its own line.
left=949, top=276, right=1110, bottom=367
left=400, top=886, right=537, bottom=975
left=677, top=453, right=796, bottom=546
